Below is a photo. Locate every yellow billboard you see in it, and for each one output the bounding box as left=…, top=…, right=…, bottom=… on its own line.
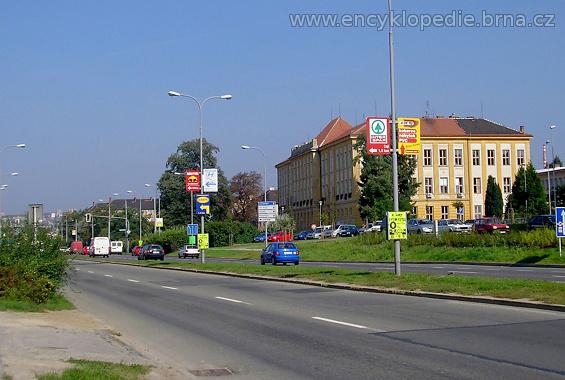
left=398, top=117, right=421, bottom=155
left=387, top=211, right=408, bottom=240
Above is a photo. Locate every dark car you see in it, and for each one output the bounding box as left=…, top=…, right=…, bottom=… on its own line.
left=334, top=224, right=359, bottom=237
left=260, top=242, right=300, bottom=265
left=138, top=244, right=165, bottom=261
left=294, top=230, right=310, bottom=240
left=474, top=218, right=510, bottom=234
left=131, top=245, right=142, bottom=256
left=527, top=215, right=556, bottom=231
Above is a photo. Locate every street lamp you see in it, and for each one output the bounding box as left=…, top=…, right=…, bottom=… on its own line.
left=168, top=90, right=232, bottom=264
left=241, top=145, right=268, bottom=246
left=547, top=140, right=553, bottom=214
left=549, top=125, right=558, bottom=211
left=0, top=143, right=25, bottom=237
left=319, top=200, right=323, bottom=232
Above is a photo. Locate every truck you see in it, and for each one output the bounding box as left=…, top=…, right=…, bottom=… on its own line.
left=90, top=237, right=110, bottom=258
left=110, top=241, right=123, bottom=254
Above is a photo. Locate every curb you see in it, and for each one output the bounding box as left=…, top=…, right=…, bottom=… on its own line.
left=74, top=258, right=565, bottom=313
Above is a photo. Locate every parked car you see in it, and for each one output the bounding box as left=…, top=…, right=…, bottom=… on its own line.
left=131, top=245, right=142, bottom=256
left=321, top=228, right=334, bottom=238
left=178, top=244, right=199, bottom=259
left=407, top=219, right=434, bottom=234
left=360, top=221, right=383, bottom=234
left=474, top=218, right=510, bottom=234
left=82, top=246, right=90, bottom=255
left=138, top=244, right=165, bottom=261
left=110, top=241, right=123, bottom=254
left=527, top=215, right=556, bottom=231
left=70, top=241, right=83, bottom=254
left=294, top=230, right=310, bottom=240
left=306, top=227, right=323, bottom=240
left=260, top=242, right=300, bottom=265
left=332, top=224, right=359, bottom=237
left=268, top=230, right=293, bottom=242
left=89, top=236, right=110, bottom=257
left=437, top=219, right=473, bottom=233
left=253, top=233, right=269, bottom=243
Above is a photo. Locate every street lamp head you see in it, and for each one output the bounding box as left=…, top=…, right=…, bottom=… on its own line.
left=144, top=183, right=151, bottom=187
left=127, top=190, right=133, bottom=194
left=241, top=145, right=251, bottom=150
left=546, top=140, right=551, bottom=145
left=113, top=193, right=119, bottom=196
left=10, top=172, right=18, bottom=176
left=168, top=91, right=181, bottom=97
left=221, top=94, right=232, bottom=100
left=15, top=144, right=26, bottom=148
left=549, top=125, right=557, bottom=130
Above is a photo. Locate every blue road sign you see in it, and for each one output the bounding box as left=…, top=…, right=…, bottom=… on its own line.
left=258, top=201, right=276, bottom=206
left=187, top=224, right=199, bottom=235
left=557, top=207, right=565, bottom=238
left=195, top=194, right=210, bottom=215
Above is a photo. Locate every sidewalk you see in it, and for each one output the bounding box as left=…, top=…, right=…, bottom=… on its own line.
left=0, top=309, right=184, bottom=380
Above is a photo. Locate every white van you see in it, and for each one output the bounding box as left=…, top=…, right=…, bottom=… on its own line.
left=110, top=241, right=123, bottom=254
left=90, top=237, right=110, bottom=257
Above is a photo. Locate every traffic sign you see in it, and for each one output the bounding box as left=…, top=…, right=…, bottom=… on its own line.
left=185, top=170, right=201, bottom=192
left=366, top=117, right=391, bottom=155
left=258, top=201, right=278, bottom=222
left=398, top=117, right=421, bottom=155
left=85, top=213, right=92, bottom=223
left=187, top=224, right=199, bottom=235
left=155, top=218, right=164, bottom=228
left=195, top=194, right=210, bottom=215
left=203, top=169, right=218, bottom=193
left=197, top=233, right=209, bottom=249
left=556, top=207, right=565, bottom=238
left=387, top=211, right=407, bottom=240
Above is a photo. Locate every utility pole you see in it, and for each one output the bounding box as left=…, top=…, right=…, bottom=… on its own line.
left=108, top=197, right=111, bottom=241
left=75, top=220, right=78, bottom=241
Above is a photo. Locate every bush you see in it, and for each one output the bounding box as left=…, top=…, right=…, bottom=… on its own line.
left=144, top=227, right=187, bottom=253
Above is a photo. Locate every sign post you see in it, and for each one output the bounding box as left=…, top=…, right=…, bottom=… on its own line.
left=184, top=170, right=201, bottom=192
left=366, top=117, right=391, bottom=155
left=387, top=211, right=408, bottom=241
left=197, top=233, right=209, bottom=250
left=195, top=194, right=211, bottom=215
left=398, top=117, right=421, bottom=155
left=556, top=207, right=564, bottom=257
left=203, top=169, right=219, bottom=193
left=258, top=201, right=278, bottom=247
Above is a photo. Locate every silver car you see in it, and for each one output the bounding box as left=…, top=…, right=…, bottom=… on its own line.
left=407, top=219, right=434, bottom=234
left=437, top=219, right=473, bottom=233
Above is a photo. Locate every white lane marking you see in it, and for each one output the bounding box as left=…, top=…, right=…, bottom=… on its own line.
left=455, top=267, right=473, bottom=270
left=104, top=274, right=113, bottom=278
left=215, top=296, right=251, bottom=305
left=76, top=268, right=81, bottom=271
left=483, top=268, right=501, bottom=271
left=516, top=269, right=533, bottom=272
left=161, top=286, right=178, bottom=290
left=551, top=271, right=565, bottom=274
left=87, top=271, right=94, bottom=274
left=552, top=275, right=565, bottom=278
left=312, top=316, right=382, bottom=331
left=450, top=271, right=478, bottom=274
left=432, top=266, right=445, bottom=269
left=127, top=279, right=139, bottom=283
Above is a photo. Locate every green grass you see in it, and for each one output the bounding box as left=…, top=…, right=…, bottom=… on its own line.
left=38, top=359, right=150, bottom=380
left=135, top=260, right=565, bottom=305
left=2, top=374, right=13, bottom=380
left=205, top=236, right=565, bottom=265
left=0, top=294, right=74, bottom=312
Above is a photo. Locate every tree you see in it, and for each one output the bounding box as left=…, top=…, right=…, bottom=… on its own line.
left=354, top=134, right=419, bottom=221
left=556, top=184, right=565, bottom=207
left=230, top=171, right=263, bottom=223
left=549, top=155, right=562, bottom=169
left=157, top=139, right=232, bottom=227
left=510, top=162, right=548, bottom=217
left=484, top=176, right=503, bottom=218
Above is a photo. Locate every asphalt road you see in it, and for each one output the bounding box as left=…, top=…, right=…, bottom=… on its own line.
left=106, top=254, right=565, bottom=282
left=68, top=260, right=565, bottom=379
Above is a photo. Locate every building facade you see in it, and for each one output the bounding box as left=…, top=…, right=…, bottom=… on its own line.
left=276, top=116, right=532, bottom=230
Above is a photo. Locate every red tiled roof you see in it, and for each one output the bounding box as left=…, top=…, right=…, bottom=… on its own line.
left=421, top=118, right=466, bottom=137
left=316, top=117, right=353, bottom=147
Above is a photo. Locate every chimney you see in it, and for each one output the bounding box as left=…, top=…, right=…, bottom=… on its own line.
left=519, top=125, right=525, bottom=134
left=543, top=144, right=547, bottom=169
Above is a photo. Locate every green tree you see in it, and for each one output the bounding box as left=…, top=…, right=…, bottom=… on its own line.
left=230, top=171, right=262, bottom=223
left=510, top=162, right=548, bottom=217
left=484, top=176, right=503, bottom=218
left=157, top=139, right=232, bottom=227
left=556, top=184, right=565, bottom=207
left=354, top=134, right=419, bottom=221
left=549, top=155, right=562, bottom=169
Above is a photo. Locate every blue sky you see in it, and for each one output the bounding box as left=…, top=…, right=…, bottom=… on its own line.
left=0, top=0, right=563, bottom=214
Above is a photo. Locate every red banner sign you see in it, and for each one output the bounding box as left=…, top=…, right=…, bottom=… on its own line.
left=366, top=117, right=391, bottom=155
left=185, top=170, right=201, bottom=192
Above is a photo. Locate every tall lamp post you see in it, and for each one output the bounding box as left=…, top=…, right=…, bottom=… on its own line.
left=0, top=143, right=25, bottom=237
left=168, top=90, right=232, bottom=264
left=547, top=140, right=553, bottom=214
left=549, top=125, right=558, bottom=210
left=241, top=145, right=268, bottom=246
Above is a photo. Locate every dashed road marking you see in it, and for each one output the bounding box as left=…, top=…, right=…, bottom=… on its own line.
left=450, top=271, right=478, bottom=274
left=516, top=269, right=533, bottom=272
left=87, top=271, right=94, bottom=274
left=161, top=286, right=178, bottom=290
left=215, top=296, right=251, bottom=305
left=552, top=275, right=565, bottom=278
left=483, top=268, right=501, bottom=271
left=311, top=316, right=385, bottom=331
left=104, top=274, right=113, bottom=278
left=432, top=266, right=445, bottom=269
left=127, top=279, right=139, bottom=283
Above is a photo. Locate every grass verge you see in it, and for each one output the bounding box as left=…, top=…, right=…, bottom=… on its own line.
left=0, top=294, right=74, bottom=312
left=136, top=260, right=565, bottom=305
left=38, top=359, right=150, bottom=380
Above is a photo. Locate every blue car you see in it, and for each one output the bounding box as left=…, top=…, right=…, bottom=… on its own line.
left=260, top=242, right=300, bottom=265
left=294, top=230, right=309, bottom=240
left=253, top=233, right=270, bottom=243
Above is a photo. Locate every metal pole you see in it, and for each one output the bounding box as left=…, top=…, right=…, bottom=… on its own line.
left=108, top=197, right=111, bottom=241
left=199, top=101, right=206, bottom=264
left=65, top=216, right=68, bottom=243
left=153, top=194, right=157, bottom=234
left=125, top=199, right=129, bottom=252
left=75, top=220, right=78, bottom=241
left=263, top=150, right=268, bottom=247
left=190, top=192, right=194, bottom=224
left=388, top=0, right=401, bottom=276
left=548, top=167, right=552, bottom=214
left=560, top=238, right=562, bottom=257
left=139, top=198, right=142, bottom=245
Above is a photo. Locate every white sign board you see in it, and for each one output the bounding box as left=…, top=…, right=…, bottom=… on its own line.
left=258, top=201, right=278, bottom=222
left=203, top=169, right=218, bottom=193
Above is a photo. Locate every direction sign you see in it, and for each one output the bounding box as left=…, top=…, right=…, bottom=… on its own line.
left=398, top=117, right=421, bottom=155
left=195, top=194, right=210, bottom=215
left=366, top=117, right=391, bottom=155
left=258, top=201, right=278, bottom=222
left=187, top=224, right=199, bottom=235
left=185, top=170, right=201, bottom=192
left=203, top=169, right=218, bottom=193
left=387, top=211, right=407, bottom=240
left=557, top=207, right=565, bottom=238
left=155, top=218, right=164, bottom=228
left=197, top=233, right=209, bottom=249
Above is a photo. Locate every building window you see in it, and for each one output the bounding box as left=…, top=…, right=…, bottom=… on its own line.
left=503, top=177, right=511, bottom=193
left=502, top=149, right=510, bottom=166
left=455, top=177, right=464, bottom=194
left=487, top=149, right=495, bottom=166
left=412, top=206, right=417, bottom=217
left=474, top=205, right=483, bottom=219
left=454, top=148, right=463, bottom=166
left=439, top=177, right=448, bottom=194
left=472, top=149, right=481, bottom=166
left=424, top=177, right=433, bottom=194
left=473, top=177, right=482, bottom=194
left=425, top=206, right=433, bottom=221
left=441, top=206, right=449, bottom=219
left=439, top=149, right=447, bottom=166
left=517, top=149, right=525, bottom=166
left=423, top=149, right=432, bottom=166
left=456, top=206, right=464, bottom=221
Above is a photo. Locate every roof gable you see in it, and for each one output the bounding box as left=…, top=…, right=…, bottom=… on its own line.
left=316, top=117, right=353, bottom=147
